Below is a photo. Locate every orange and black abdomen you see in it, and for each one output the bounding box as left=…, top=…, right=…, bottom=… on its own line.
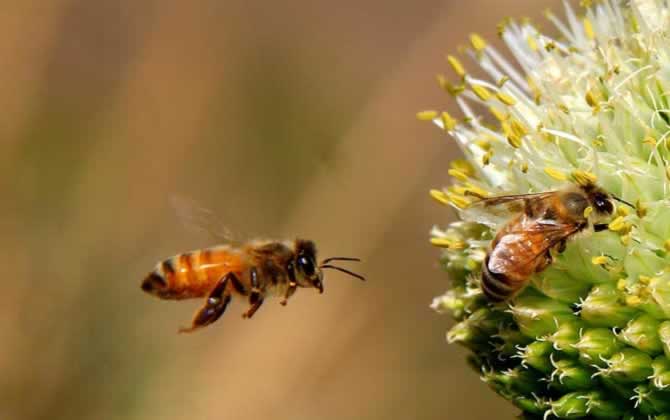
left=141, top=246, right=245, bottom=300
left=481, top=216, right=552, bottom=302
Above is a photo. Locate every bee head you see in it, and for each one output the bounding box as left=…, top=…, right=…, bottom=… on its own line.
left=293, top=239, right=365, bottom=293
left=591, top=190, right=614, bottom=215
left=294, top=239, right=323, bottom=292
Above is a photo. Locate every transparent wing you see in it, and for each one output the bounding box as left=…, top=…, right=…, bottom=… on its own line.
left=487, top=219, right=579, bottom=274
left=169, top=194, right=236, bottom=243
left=461, top=191, right=556, bottom=227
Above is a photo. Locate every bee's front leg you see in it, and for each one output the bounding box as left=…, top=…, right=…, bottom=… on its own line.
left=280, top=261, right=297, bottom=306
left=178, top=272, right=234, bottom=333
left=535, top=251, right=553, bottom=273
left=242, top=267, right=264, bottom=319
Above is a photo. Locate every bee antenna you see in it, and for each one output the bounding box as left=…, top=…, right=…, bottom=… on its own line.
left=613, top=195, right=635, bottom=209
left=321, top=256, right=361, bottom=264
left=319, top=264, right=365, bottom=281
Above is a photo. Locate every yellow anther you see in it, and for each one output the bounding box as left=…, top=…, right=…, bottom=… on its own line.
left=464, top=184, right=489, bottom=198
left=620, top=233, right=631, bottom=246
left=482, top=150, right=493, bottom=166
left=497, top=18, right=510, bottom=37
left=608, top=216, right=626, bottom=231
left=520, top=162, right=529, bottom=173
left=591, top=255, right=609, bottom=266
left=489, top=106, right=508, bottom=122
left=583, top=206, right=593, bottom=218
left=544, top=167, right=567, bottom=181
left=580, top=0, right=593, bottom=7
left=626, top=295, right=642, bottom=307
left=436, top=74, right=448, bottom=90
left=583, top=18, right=595, bottom=40
left=429, top=189, right=450, bottom=205
left=470, top=33, right=487, bottom=51
left=571, top=170, right=597, bottom=187
left=544, top=41, right=556, bottom=52
left=445, top=82, right=466, bottom=96
left=450, top=159, right=475, bottom=176
left=441, top=111, right=458, bottom=131
left=616, top=205, right=630, bottom=217
left=448, top=193, right=471, bottom=209
left=472, top=84, right=492, bottom=101
left=639, top=275, right=652, bottom=285
left=665, top=166, right=670, bottom=181
left=448, top=169, right=469, bottom=182
left=430, top=237, right=466, bottom=249
left=496, top=91, right=517, bottom=106
left=447, top=55, right=466, bottom=78
left=417, top=110, right=438, bottom=121
left=664, top=239, right=670, bottom=253
left=465, top=258, right=479, bottom=271
left=617, top=278, right=627, bottom=291
left=497, top=76, right=509, bottom=87
left=635, top=201, right=647, bottom=218
left=474, top=139, right=491, bottom=150
left=643, top=135, right=657, bottom=146
left=510, top=119, right=528, bottom=137
left=526, top=35, right=538, bottom=51
left=585, top=89, right=600, bottom=109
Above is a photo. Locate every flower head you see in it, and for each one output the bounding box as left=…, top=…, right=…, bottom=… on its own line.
left=426, top=1, right=670, bottom=417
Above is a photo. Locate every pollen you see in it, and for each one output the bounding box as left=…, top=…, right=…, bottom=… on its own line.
left=583, top=206, right=593, bottom=218
left=429, top=189, right=450, bottom=206
left=469, top=33, right=487, bottom=51
left=544, top=167, right=567, bottom=181
left=417, top=110, right=438, bottom=121
left=441, top=111, right=458, bottom=131
left=583, top=17, right=595, bottom=40
left=446, top=55, right=466, bottom=78
left=430, top=237, right=466, bottom=249
left=448, top=169, right=470, bottom=182
left=472, top=84, right=492, bottom=101
left=591, top=255, right=609, bottom=266
left=608, top=216, right=626, bottom=232
left=489, top=106, right=508, bottom=122
left=571, top=170, right=597, bottom=186
left=496, top=91, right=517, bottom=106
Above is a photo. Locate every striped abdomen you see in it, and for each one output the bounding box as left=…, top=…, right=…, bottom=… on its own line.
left=141, top=246, right=245, bottom=300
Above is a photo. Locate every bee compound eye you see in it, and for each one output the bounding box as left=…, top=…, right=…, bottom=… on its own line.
left=298, top=255, right=315, bottom=276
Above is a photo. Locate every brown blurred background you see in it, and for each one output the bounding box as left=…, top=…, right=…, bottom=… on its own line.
left=0, top=1, right=560, bottom=419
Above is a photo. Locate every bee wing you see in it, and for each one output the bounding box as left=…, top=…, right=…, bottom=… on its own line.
left=462, top=191, right=557, bottom=226
left=169, top=195, right=237, bottom=243
left=487, top=219, right=580, bottom=274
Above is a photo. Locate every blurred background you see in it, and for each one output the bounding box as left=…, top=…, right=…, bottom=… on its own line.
left=1, top=0, right=561, bottom=419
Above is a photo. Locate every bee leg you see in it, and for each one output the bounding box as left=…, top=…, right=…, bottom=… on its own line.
left=242, top=293, right=264, bottom=319
left=535, top=251, right=553, bottom=273
left=242, top=267, right=263, bottom=319
left=178, top=272, right=234, bottom=333
left=557, top=239, right=567, bottom=254
left=593, top=223, right=608, bottom=232
left=280, top=283, right=297, bottom=306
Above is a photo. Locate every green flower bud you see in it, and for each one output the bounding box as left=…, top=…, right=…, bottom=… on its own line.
left=518, top=341, right=554, bottom=374
left=659, top=321, right=670, bottom=359
left=549, top=391, right=622, bottom=419
left=595, top=349, right=653, bottom=384
left=549, top=356, right=594, bottom=391
left=532, top=270, right=590, bottom=304
left=546, top=321, right=582, bottom=357
left=631, top=384, right=670, bottom=416
left=617, top=314, right=663, bottom=355
left=579, top=284, right=638, bottom=328
left=651, top=356, right=670, bottom=389
left=573, top=328, right=623, bottom=367
left=509, top=294, right=575, bottom=339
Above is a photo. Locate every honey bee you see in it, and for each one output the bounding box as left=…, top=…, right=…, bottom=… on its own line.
left=466, top=183, right=631, bottom=302
left=140, top=198, right=363, bottom=333
left=141, top=239, right=364, bottom=333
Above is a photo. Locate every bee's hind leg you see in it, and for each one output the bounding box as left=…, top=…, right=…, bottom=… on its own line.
left=178, top=272, right=234, bottom=333
left=535, top=251, right=553, bottom=273
left=242, top=267, right=264, bottom=319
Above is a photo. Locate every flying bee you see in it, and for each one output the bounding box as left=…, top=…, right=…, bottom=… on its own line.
left=465, top=183, right=632, bottom=302
left=141, top=239, right=364, bottom=333
left=140, top=198, right=364, bottom=333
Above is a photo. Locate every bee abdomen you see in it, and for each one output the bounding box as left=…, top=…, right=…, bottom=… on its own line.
left=141, top=251, right=221, bottom=300
left=481, top=256, right=516, bottom=302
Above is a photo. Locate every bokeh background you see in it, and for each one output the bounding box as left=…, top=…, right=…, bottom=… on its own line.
left=1, top=1, right=562, bottom=419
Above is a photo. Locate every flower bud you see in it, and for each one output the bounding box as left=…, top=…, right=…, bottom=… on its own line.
left=579, top=284, right=638, bottom=328
left=617, top=314, right=662, bottom=355
left=596, top=349, right=654, bottom=384
left=573, top=328, right=623, bottom=366
left=509, top=294, right=575, bottom=339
